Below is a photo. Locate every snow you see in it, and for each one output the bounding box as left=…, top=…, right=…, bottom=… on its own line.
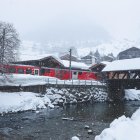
left=71, top=136, right=80, bottom=140
left=125, top=89, right=140, bottom=100
left=95, top=107, right=140, bottom=140
left=0, top=92, right=54, bottom=114
left=102, top=58, right=140, bottom=72
left=0, top=74, right=99, bottom=86
left=61, top=60, right=89, bottom=69
left=100, top=61, right=111, bottom=65
left=95, top=89, right=140, bottom=140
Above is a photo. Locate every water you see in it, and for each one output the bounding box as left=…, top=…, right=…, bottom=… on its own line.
left=0, top=101, right=140, bottom=140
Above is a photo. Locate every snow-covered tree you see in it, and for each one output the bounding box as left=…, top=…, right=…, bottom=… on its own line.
left=0, top=21, right=20, bottom=65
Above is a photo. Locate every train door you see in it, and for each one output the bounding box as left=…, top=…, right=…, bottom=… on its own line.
left=34, top=69, right=39, bottom=75
left=72, top=71, right=78, bottom=79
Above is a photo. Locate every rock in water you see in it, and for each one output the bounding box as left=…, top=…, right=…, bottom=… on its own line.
left=88, top=129, right=93, bottom=135
left=71, top=136, right=80, bottom=140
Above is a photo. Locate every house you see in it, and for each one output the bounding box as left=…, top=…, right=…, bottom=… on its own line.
left=13, top=55, right=64, bottom=68
left=60, top=53, right=78, bottom=62
left=13, top=54, right=89, bottom=71
left=90, top=61, right=110, bottom=73
left=81, top=54, right=97, bottom=65
left=101, top=55, right=114, bottom=62
left=89, top=61, right=110, bottom=80
left=117, top=47, right=140, bottom=60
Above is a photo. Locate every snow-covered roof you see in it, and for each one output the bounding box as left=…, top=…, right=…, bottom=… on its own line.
left=102, top=58, right=140, bottom=72
left=20, top=53, right=59, bottom=61
left=100, top=61, right=111, bottom=65
left=61, top=60, right=89, bottom=69
left=19, top=53, right=89, bottom=69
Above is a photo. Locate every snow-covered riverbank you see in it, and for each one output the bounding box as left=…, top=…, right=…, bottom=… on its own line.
left=0, top=92, right=54, bottom=114
left=0, top=86, right=107, bottom=114
left=0, top=88, right=139, bottom=115
left=95, top=89, right=140, bottom=140
left=95, top=106, right=140, bottom=140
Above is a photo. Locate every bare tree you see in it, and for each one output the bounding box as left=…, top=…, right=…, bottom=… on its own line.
left=0, top=21, right=20, bottom=66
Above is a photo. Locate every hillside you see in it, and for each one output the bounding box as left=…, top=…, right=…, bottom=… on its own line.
left=19, top=39, right=140, bottom=61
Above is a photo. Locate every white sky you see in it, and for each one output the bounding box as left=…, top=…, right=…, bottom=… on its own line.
left=0, top=0, right=140, bottom=42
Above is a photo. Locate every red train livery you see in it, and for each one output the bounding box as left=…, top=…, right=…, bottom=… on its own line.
left=0, top=64, right=97, bottom=80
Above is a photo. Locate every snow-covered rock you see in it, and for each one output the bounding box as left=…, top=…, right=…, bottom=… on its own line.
left=125, top=89, right=140, bottom=100
left=71, top=136, right=80, bottom=140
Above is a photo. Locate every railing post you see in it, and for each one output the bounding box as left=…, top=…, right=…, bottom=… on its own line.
left=56, top=79, right=58, bottom=86
left=48, top=78, right=49, bottom=84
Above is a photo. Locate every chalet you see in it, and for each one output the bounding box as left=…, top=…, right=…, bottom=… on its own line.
left=101, top=54, right=115, bottom=62
left=117, top=47, right=140, bottom=60
left=14, top=54, right=89, bottom=71
left=14, top=55, right=64, bottom=68
left=90, top=61, right=110, bottom=73
left=81, top=54, right=96, bottom=65
left=90, top=61, right=110, bottom=80
left=60, top=53, right=78, bottom=62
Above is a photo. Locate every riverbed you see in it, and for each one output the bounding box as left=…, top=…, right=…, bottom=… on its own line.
left=0, top=101, right=140, bottom=140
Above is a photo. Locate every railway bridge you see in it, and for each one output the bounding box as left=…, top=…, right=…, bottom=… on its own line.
left=102, top=58, right=140, bottom=100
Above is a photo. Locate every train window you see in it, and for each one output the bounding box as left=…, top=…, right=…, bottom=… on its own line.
left=26, top=68, right=32, bottom=74
left=9, top=67, right=16, bottom=73
left=17, top=68, right=24, bottom=74
left=46, top=69, right=50, bottom=73
left=73, top=72, right=77, bottom=75
left=78, top=72, right=82, bottom=75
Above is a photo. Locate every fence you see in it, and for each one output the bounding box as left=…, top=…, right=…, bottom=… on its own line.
left=45, top=78, right=104, bottom=86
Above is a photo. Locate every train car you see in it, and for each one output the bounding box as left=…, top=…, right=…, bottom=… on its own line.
left=3, top=64, right=40, bottom=75
left=40, top=67, right=97, bottom=80
left=1, top=64, right=97, bottom=80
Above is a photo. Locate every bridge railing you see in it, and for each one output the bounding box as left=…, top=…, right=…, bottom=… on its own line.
left=45, top=78, right=104, bottom=86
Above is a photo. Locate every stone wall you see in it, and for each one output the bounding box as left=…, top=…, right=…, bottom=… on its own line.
left=45, top=86, right=108, bottom=105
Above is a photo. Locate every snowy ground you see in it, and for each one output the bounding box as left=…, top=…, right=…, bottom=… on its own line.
left=0, top=92, right=54, bottom=114
left=95, top=89, right=140, bottom=140
left=0, top=74, right=101, bottom=86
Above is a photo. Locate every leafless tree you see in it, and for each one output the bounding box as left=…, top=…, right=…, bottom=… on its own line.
left=0, top=21, right=20, bottom=73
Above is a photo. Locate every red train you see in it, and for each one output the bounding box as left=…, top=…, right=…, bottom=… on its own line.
left=0, top=64, right=97, bottom=80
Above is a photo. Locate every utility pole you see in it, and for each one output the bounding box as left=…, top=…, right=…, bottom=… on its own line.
left=1, top=28, right=5, bottom=64
left=69, top=48, right=72, bottom=80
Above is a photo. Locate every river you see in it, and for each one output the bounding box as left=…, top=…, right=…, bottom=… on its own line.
left=0, top=101, right=140, bottom=140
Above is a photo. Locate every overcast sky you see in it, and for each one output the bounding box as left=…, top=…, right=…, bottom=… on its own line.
left=0, top=0, right=140, bottom=43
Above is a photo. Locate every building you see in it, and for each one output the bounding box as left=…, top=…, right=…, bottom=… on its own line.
left=14, top=54, right=89, bottom=71
left=81, top=54, right=97, bottom=65
left=60, top=53, right=78, bottom=62
left=89, top=61, right=110, bottom=80
left=117, top=47, right=140, bottom=60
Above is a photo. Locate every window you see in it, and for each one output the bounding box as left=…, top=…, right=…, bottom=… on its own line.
left=34, top=69, right=39, bottom=75
left=26, top=68, right=32, bottom=74
left=17, top=68, right=24, bottom=74
left=73, top=72, right=77, bottom=75
left=9, top=67, right=16, bottom=73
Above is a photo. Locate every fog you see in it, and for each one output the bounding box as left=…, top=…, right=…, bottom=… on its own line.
left=0, top=0, right=140, bottom=43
